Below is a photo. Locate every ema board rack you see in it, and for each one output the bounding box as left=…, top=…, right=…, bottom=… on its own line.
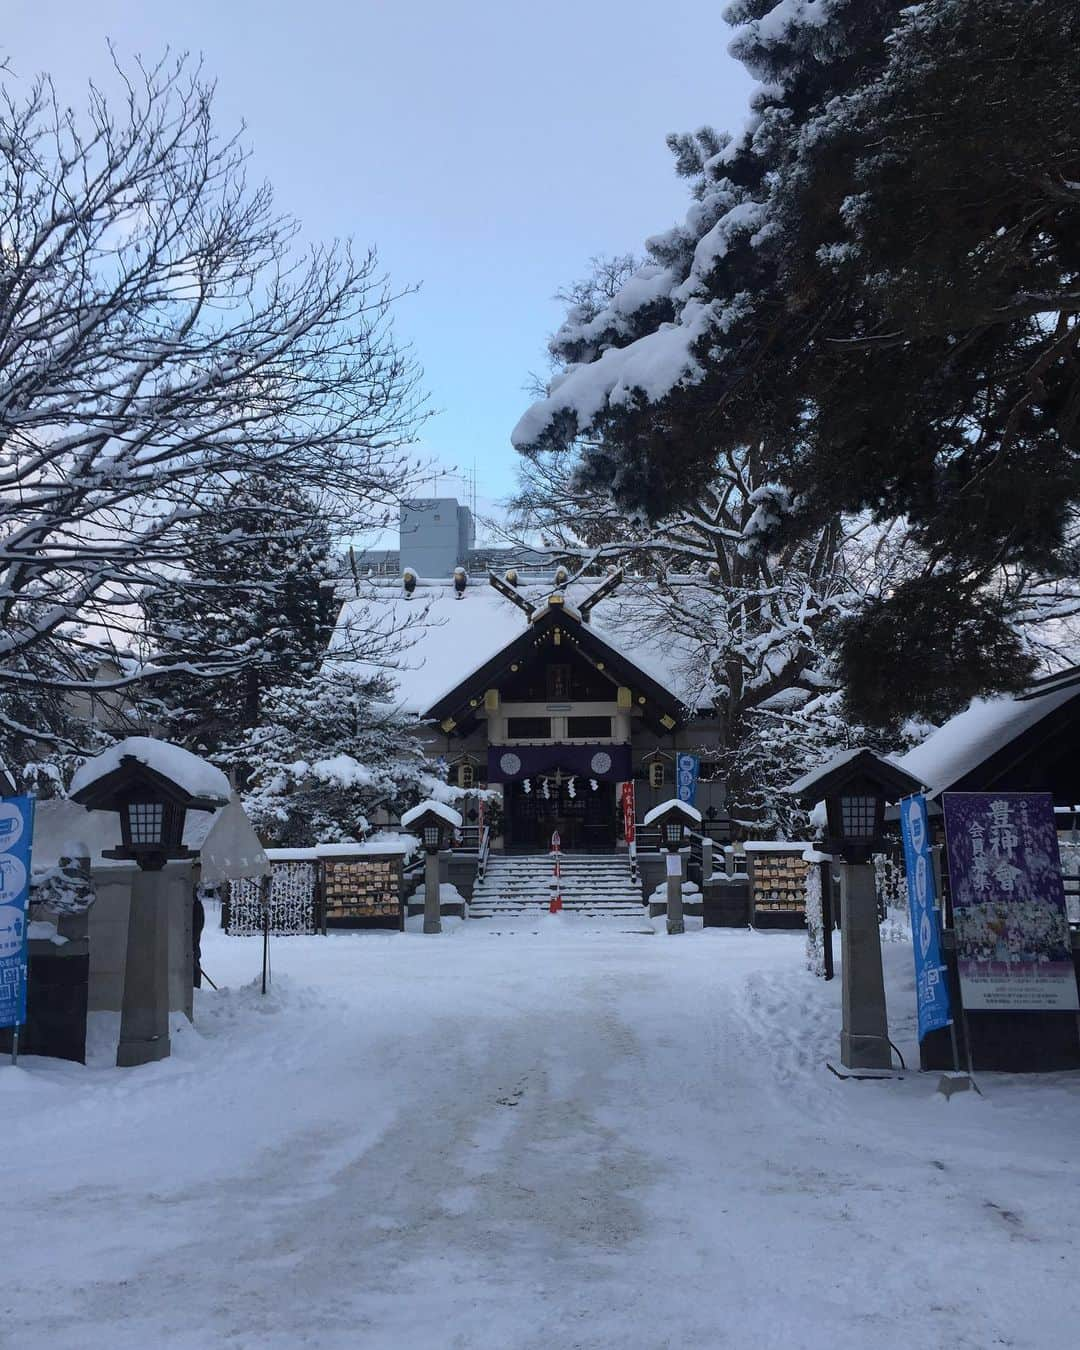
left=743, top=843, right=812, bottom=928
left=322, top=854, right=404, bottom=926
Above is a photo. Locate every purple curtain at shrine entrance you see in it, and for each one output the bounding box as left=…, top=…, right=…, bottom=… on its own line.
left=487, top=743, right=631, bottom=783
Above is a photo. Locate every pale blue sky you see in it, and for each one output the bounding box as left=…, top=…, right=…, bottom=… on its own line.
left=4, top=1, right=754, bottom=517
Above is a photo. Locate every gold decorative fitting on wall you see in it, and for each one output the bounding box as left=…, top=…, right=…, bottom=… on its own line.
left=510, top=662, right=519, bottom=672
left=554, top=628, right=562, bottom=646
left=596, top=661, right=605, bottom=671
left=617, top=686, right=632, bottom=709
left=484, top=688, right=499, bottom=712
left=637, top=695, right=646, bottom=705
left=469, top=698, right=478, bottom=708
left=660, top=714, right=676, bottom=730
left=440, top=717, right=456, bottom=733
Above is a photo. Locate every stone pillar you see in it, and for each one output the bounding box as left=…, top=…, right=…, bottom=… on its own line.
left=839, top=862, right=891, bottom=1069
left=116, top=868, right=171, bottom=1068
left=423, top=850, right=441, bottom=934
left=666, top=851, right=685, bottom=935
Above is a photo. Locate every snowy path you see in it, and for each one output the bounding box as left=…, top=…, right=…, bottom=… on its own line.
left=5, top=917, right=1080, bottom=1349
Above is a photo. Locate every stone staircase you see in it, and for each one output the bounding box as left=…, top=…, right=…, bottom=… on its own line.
left=468, top=853, right=645, bottom=919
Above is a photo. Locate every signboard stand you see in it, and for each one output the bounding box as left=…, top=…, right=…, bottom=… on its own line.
left=1, top=795, right=35, bottom=1069
left=942, top=791, right=1080, bottom=1072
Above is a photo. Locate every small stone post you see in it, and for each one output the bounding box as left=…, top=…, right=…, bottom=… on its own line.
left=839, top=862, right=891, bottom=1069
left=423, top=848, right=442, bottom=934
left=666, top=851, right=685, bottom=935
left=116, top=868, right=172, bottom=1068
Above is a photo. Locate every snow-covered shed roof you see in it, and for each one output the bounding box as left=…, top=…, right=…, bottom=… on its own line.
left=896, top=676, right=1080, bottom=798
left=69, top=737, right=230, bottom=804
left=326, top=574, right=707, bottom=718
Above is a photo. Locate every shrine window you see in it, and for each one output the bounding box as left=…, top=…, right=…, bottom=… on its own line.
left=567, top=716, right=612, bottom=739
left=546, top=664, right=572, bottom=699
left=507, top=716, right=552, bottom=740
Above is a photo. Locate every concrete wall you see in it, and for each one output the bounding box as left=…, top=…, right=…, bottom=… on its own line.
left=88, top=862, right=193, bottom=1018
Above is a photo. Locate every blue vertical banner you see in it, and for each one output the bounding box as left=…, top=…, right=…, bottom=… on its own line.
left=676, top=753, right=700, bottom=807
left=0, top=795, right=35, bottom=1030
left=899, top=793, right=952, bottom=1040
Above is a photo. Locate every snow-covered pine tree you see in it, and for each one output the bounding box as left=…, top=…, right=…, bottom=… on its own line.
left=233, top=670, right=435, bottom=847
left=141, top=478, right=337, bottom=753
left=514, top=1, right=1080, bottom=725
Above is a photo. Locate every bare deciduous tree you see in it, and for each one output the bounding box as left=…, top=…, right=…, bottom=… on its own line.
left=0, top=52, right=426, bottom=752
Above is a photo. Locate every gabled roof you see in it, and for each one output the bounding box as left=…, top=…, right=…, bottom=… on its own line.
left=423, top=601, right=686, bottom=731
left=896, top=674, right=1080, bottom=798
left=788, top=748, right=921, bottom=804
left=325, top=574, right=702, bottom=719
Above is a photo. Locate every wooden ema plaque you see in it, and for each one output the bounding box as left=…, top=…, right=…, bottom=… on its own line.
left=322, top=855, right=402, bottom=920
left=750, top=851, right=810, bottom=914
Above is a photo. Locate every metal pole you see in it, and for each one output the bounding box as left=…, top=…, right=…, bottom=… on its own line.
left=821, top=862, right=835, bottom=982
left=261, top=875, right=270, bottom=996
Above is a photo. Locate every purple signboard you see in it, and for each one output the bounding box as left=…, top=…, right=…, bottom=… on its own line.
left=943, top=792, right=1079, bottom=1012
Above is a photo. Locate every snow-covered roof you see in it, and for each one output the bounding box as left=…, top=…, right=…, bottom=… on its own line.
left=326, top=575, right=705, bottom=717
left=401, top=800, right=463, bottom=830
left=643, top=799, right=702, bottom=827
left=896, top=680, right=1080, bottom=797
left=69, top=737, right=230, bottom=803
left=787, top=747, right=881, bottom=797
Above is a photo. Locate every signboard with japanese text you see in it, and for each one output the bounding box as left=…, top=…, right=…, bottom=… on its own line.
left=899, top=794, right=952, bottom=1040
left=0, top=795, right=34, bottom=1030
left=621, top=781, right=635, bottom=844
left=676, top=754, right=700, bottom=807
left=943, top=792, right=1079, bottom=1012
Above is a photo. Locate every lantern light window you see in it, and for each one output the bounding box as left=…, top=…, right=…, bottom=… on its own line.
left=423, top=824, right=442, bottom=849
left=840, top=794, right=878, bottom=841
left=128, top=801, right=164, bottom=846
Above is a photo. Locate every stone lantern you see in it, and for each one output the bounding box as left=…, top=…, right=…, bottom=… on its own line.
left=643, top=798, right=702, bottom=935
left=789, top=749, right=921, bottom=1071
left=401, top=801, right=463, bottom=934
left=70, top=738, right=229, bottom=1066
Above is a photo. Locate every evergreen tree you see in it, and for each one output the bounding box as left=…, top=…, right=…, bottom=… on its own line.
left=514, top=1, right=1080, bottom=725
left=233, top=670, right=435, bottom=846
left=142, top=478, right=338, bottom=752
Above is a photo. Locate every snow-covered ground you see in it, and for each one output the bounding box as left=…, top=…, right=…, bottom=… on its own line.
left=5, top=914, right=1080, bottom=1349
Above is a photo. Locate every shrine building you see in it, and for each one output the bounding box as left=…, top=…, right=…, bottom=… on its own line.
left=328, top=498, right=724, bottom=851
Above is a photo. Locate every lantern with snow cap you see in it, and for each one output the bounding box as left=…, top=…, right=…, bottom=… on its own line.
left=401, top=800, right=464, bottom=934
left=643, top=797, right=701, bottom=852
left=69, top=739, right=229, bottom=871
left=788, top=748, right=920, bottom=864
